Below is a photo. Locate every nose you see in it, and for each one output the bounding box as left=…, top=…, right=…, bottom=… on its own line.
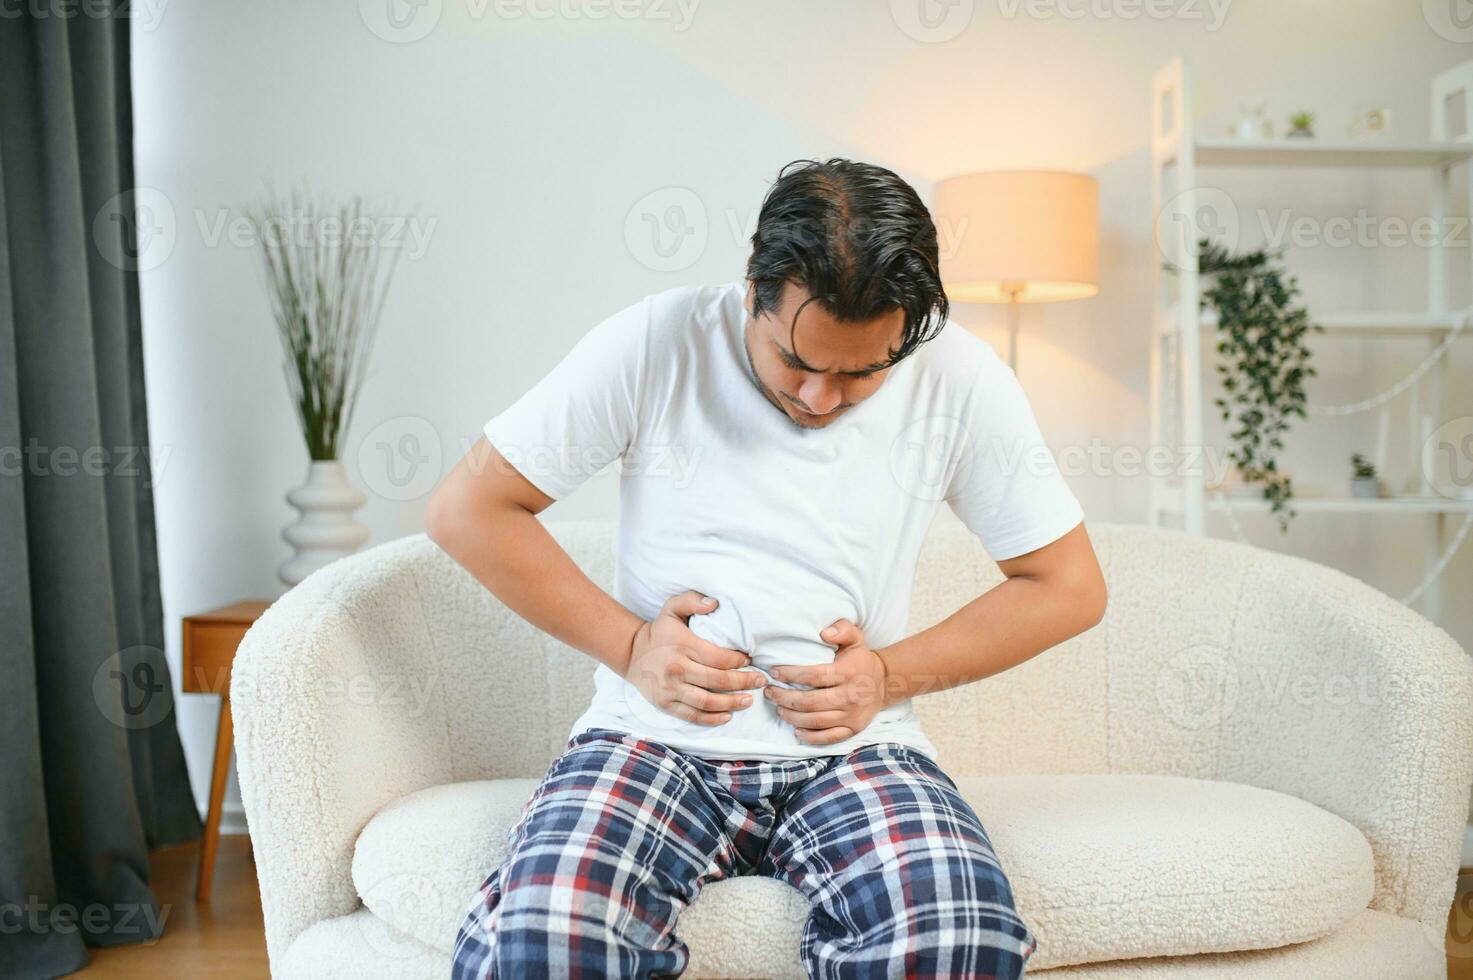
left=797, top=376, right=843, bottom=415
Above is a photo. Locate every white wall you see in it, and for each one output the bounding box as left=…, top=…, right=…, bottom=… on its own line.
left=131, top=1, right=1473, bottom=824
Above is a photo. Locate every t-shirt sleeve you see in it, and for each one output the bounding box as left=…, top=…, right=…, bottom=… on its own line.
left=482, top=296, right=648, bottom=501
left=944, top=357, right=1084, bottom=561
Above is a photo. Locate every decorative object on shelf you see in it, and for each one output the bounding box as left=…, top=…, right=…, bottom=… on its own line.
left=932, top=170, right=1099, bottom=372
left=1350, top=453, right=1382, bottom=499
left=1150, top=56, right=1471, bottom=624
left=1190, top=239, right=1321, bottom=530
left=1286, top=111, right=1316, bottom=139
left=1230, top=102, right=1273, bottom=141
left=247, top=189, right=406, bottom=586
left=1347, top=105, right=1392, bottom=141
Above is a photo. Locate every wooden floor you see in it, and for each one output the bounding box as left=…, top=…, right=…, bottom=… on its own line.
left=1451, top=871, right=1473, bottom=980
left=62, top=838, right=1473, bottom=978
left=71, top=836, right=268, bottom=979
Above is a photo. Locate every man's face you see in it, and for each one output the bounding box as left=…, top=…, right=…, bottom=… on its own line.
left=743, top=282, right=904, bottom=430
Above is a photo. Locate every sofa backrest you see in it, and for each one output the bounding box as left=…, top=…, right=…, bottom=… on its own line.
left=408, top=517, right=1449, bottom=781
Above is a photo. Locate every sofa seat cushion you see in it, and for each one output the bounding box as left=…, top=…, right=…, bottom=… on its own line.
left=351, top=773, right=1374, bottom=972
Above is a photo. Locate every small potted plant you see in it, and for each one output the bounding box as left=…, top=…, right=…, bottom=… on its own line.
left=1350, top=453, right=1381, bottom=498
left=1287, top=110, right=1316, bottom=139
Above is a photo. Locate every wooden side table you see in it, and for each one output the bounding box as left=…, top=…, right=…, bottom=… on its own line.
left=182, top=599, right=272, bottom=902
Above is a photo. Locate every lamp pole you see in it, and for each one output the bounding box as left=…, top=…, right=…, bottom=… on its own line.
left=1003, top=282, right=1025, bottom=372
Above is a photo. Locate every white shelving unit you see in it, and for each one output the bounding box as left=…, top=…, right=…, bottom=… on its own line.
left=1148, top=57, right=1473, bottom=622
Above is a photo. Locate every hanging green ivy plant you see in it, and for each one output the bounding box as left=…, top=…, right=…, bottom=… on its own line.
left=1195, top=239, right=1321, bottom=530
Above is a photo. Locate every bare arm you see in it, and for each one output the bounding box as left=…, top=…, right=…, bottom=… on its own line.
left=767, top=523, right=1107, bottom=744
left=425, top=435, right=763, bottom=723
left=425, top=435, right=642, bottom=672
left=876, top=522, right=1107, bottom=700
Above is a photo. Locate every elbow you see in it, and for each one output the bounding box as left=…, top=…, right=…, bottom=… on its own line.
left=1052, top=557, right=1107, bottom=636
left=425, top=483, right=459, bottom=549
left=1078, top=567, right=1109, bottom=632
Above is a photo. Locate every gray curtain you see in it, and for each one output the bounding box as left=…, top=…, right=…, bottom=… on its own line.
left=1, top=7, right=202, bottom=979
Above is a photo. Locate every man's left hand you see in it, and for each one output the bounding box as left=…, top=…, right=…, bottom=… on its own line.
left=766, top=619, right=887, bottom=745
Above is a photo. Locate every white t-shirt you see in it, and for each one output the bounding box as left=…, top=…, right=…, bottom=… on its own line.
left=483, top=280, right=1083, bottom=761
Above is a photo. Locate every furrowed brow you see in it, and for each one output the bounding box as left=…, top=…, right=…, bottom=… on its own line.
left=773, top=340, right=892, bottom=377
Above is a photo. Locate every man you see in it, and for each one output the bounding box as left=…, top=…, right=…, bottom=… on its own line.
left=428, top=158, right=1107, bottom=979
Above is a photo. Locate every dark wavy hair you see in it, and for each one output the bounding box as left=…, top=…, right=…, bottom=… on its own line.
left=745, top=158, right=948, bottom=366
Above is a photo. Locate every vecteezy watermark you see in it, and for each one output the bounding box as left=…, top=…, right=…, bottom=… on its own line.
left=229, top=670, right=442, bottom=720
left=1444, top=869, right=1473, bottom=959
left=1423, top=0, right=1473, bottom=43
left=1054, top=439, right=1233, bottom=484
left=93, top=186, right=177, bottom=273
left=994, top=0, right=1231, bottom=31
left=354, top=870, right=451, bottom=959
left=0, top=897, right=169, bottom=940
left=1154, top=643, right=1442, bottom=731
left=198, top=206, right=437, bottom=261
left=488, top=0, right=699, bottom=28
left=358, top=0, right=443, bottom=43
left=0, top=0, right=170, bottom=30
left=889, top=428, right=1229, bottom=503
left=485, top=438, right=705, bottom=490
left=356, top=415, right=444, bottom=502
left=1253, top=208, right=1469, bottom=251
left=1154, top=186, right=1239, bottom=263
left=889, top=414, right=974, bottom=502
left=1423, top=416, right=1473, bottom=501
left=93, top=646, right=174, bottom=730
left=890, top=0, right=975, bottom=43
left=0, top=440, right=172, bottom=485
left=90, top=192, right=436, bottom=272
left=1155, top=644, right=1239, bottom=731
left=624, top=187, right=708, bottom=273
left=1243, top=665, right=1438, bottom=709
left=358, top=0, right=698, bottom=43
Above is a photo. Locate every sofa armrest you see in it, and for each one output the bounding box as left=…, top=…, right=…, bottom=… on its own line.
left=1225, top=551, right=1473, bottom=930
left=232, top=537, right=453, bottom=974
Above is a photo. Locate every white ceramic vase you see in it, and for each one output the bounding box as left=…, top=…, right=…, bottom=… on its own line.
left=279, top=459, right=370, bottom=587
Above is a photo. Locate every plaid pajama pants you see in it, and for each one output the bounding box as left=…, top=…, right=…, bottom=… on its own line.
left=452, top=728, right=1035, bottom=979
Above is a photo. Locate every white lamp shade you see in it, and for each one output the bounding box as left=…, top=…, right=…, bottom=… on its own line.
left=933, top=170, right=1100, bottom=304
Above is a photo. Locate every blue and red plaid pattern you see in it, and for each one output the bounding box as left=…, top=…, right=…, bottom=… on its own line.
left=452, top=728, right=1035, bottom=979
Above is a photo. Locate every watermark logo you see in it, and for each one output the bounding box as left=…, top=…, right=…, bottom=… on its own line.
left=356, top=871, right=447, bottom=958
left=200, top=207, right=436, bottom=260
left=1253, top=208, right=1467, bottom=251
left=491, top=0, right=700, bottom=29
left=356, top=415, right=443, bottom=502
left=0, top=897, right=169, bottom=939
left=622, top=675, right=696, bottom=731
left=359, top=0, right=443, bottom=42
left=1423, top=416, right=1473, bottom=500
left=1444, top=869, right=1473, bottom=959
left=889, top=414, right=972, bottom=502
left=1155, top=644, right=1238, bottom=730
left=624, top=187, right=707, bottom=272
left=93, top=187, right=176, bottom=273
left=93, top=646, right=174, bottom=730
left=1424, top=0, right=1473, bottom=43
left=1154, top=186, right=1238, bottom=263
left=0, top=440, right=172, bottom=485
left=890, top=0, right=974, bottom=43
left=0, top=0, right=170, bottom=30
left=995, top=0, right=1231, bottom=31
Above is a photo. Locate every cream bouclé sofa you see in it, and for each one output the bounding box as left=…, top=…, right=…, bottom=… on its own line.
left=233, top=521, right=1473, bottom=979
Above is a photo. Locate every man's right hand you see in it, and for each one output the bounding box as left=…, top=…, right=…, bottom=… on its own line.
left=623, top=591, right=766, bottom=726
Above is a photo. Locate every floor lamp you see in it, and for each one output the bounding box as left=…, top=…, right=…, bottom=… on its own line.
left=933, top=170, right=1100, bottom=372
